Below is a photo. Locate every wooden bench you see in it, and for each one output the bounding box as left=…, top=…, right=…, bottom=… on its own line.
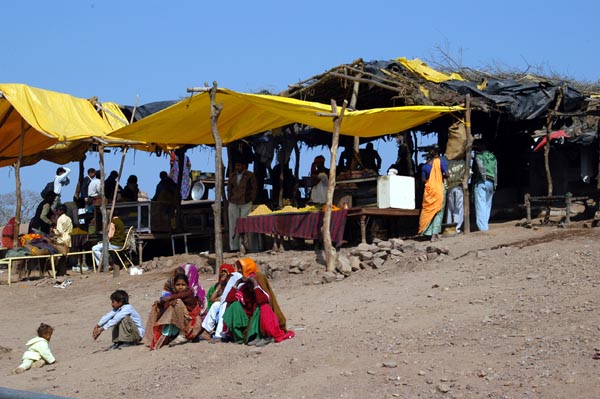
left=0, top=250, right=96, bottom=286
left=0, top=254, right=61, bottom=286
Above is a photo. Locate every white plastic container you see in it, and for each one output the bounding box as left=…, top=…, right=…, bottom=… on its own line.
left=377, top=176, right=415, bottom=209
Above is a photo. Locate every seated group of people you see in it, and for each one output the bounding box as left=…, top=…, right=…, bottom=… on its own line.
left=94, top=257, right=294, bottom=350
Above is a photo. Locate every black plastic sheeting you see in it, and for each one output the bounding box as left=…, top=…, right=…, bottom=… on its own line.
left=120, top=100, right=178, bottom=122
left=361, top=60, right=586, bottom=122
left=441, top=79, right=584, bottom=121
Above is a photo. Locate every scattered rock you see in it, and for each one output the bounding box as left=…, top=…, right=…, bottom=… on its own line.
left=359, top=251, right=373, bottom=261
left=336, top=255, right=352, bottom=277
left=350, top=256, right=361, bottom=272
left=322, top=271, right=336, bottom=284
left=377, top=241, right=392, bottom=249
left=382, top=361, right=398, bottom=368
left=437, top=383, right=451, bottom=393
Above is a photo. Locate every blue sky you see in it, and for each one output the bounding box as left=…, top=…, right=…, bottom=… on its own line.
left=2, top=0, right=599, bottom=199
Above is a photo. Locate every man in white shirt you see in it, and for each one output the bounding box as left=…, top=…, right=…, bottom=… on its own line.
left=53, top=167, right=71, bottom=195
left=87, top=171, right=102, bottom=205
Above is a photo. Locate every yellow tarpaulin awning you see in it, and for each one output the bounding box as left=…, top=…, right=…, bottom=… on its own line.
left=397, top=57, right=464, bottom=83
left=108, top=88, right=463, bottom=146
left=0, top=84, right=130, bottom=167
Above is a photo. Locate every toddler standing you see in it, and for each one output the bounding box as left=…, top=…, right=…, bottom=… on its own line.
left=14, top=323, right=56, bottom=374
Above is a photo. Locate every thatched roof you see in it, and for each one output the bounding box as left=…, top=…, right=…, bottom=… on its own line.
left=280, top=57, right=600, bottom=141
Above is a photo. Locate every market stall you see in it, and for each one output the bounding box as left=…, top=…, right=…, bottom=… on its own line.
left=235, top=206, right=348, bottom=251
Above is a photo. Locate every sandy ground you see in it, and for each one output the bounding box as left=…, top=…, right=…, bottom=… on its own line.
left=1, top=219, right=600, bottom=399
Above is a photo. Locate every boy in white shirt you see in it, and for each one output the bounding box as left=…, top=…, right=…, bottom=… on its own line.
left=93, top=290, right=145, bottom=349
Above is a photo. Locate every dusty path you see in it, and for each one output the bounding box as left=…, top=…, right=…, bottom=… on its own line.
left=1, top=221, right=599, bottom=398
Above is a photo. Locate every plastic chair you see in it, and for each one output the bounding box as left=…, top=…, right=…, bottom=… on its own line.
left=108, top=227, right=135, bottom=271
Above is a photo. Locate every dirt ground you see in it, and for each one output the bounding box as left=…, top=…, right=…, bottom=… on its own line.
left=1, top=219, right=600, bottom=399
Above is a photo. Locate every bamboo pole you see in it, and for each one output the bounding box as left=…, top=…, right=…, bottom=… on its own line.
left=292, top=131, right=301, bottom=207
left=463, top=95, right=474, bottom=234
left=349, top=67, right=363, bottom=156
left=98, top=146, right=110, bottom=273
left=174, top=147, right=186, bottom=230
left=277, top=149, right=284, bottom=208
left=318, top=99, right=348, bottom=272
left=75, top=158, right=85, bottom=200
left=544, top=87, right=564, bottom=196
left=106, top=146, right=128, bottom=277
left=204, top=83, right=224, bottom=269
left=13, top=120, right=25, bottom=246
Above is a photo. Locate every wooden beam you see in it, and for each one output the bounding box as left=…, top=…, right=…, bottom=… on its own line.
left=13, top=119, right=25, bottom=246
left=207, top=82, right=224, bottom=270
left=543, top=87, right=564, bottom=196
left=99, top=146, right=110, bottom=273
left=463, top=95, right=474, bottom=234
left=321, top=99, right=348, bottom=272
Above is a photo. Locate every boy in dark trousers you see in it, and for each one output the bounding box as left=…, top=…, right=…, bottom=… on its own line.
left=93, top=290, right=145, bottom=349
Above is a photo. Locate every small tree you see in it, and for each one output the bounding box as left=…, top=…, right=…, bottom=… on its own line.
left=0, top=190, right=38, bottom=226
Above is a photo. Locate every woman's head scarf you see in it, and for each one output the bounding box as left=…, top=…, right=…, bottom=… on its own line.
left=236, top=257, right=258, bottom=278
left=219, top=263, right=235, bottom=275
left=163, top=266, right=185, bottom=293
left=183, top=263, right=205, bottom=301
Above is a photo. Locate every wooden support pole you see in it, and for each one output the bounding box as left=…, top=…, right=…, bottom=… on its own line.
left=544, top=87, right=564, bottom=196
left=320, top=99, right=348, bottom=272
left=350, top=69, right=363, bottom=154
left=13, top=120, right=25, bottom=246
left=293, top=127, right=302, bottom=206
left=106, top=146, right=128, bottom=277
left=463, top=94, right=474, bottom=234
left=75, top=158, right=85, bottom=200
left=99, top=146, right=110, bottom=273
left=206, top=82, right=224, bottom=270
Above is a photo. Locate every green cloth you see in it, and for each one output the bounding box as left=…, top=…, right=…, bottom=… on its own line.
left=246, top=308, right=262, bottom=344
left=222, top=301, right=249, bottom=343
left=110, top=217, right=126, bottom=247
left=161, top=324, right=179, bottom=337
left=206, top=284, right=216, bottom=310
left=422, top=187, right=446, bottom=236
left=222, top=301, right=262, bottom=344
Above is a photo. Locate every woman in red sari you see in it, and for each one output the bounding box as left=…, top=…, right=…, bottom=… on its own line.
left=222, top=258, right=294, bottom=345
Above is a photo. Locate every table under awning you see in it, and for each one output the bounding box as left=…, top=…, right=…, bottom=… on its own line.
left=235, top=209, right=348, bottom=245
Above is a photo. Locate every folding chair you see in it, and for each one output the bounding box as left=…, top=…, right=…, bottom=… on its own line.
left=108, top=227, right=135, bottom=271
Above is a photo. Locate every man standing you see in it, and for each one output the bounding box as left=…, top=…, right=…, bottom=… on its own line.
left=53, top=167, right=71, bottom=206
left=79, top=168, right=96, bottom=200
left=87, top=170, right=102, bottom=205
left=52, top=204, right=73, bottom=277
left=445, top=160, right=466, bottom=233
left=473, top=142, right=497, bottom=232
left=227, top=162, right=257, bottom=252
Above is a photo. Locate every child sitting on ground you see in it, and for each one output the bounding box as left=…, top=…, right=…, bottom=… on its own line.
left=93, top=290, right=145, bottom=350
left=14, top=323, right=56, bottom=374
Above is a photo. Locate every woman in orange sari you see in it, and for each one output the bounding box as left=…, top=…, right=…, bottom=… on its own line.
left=418, top=146, right=448, bottom=242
